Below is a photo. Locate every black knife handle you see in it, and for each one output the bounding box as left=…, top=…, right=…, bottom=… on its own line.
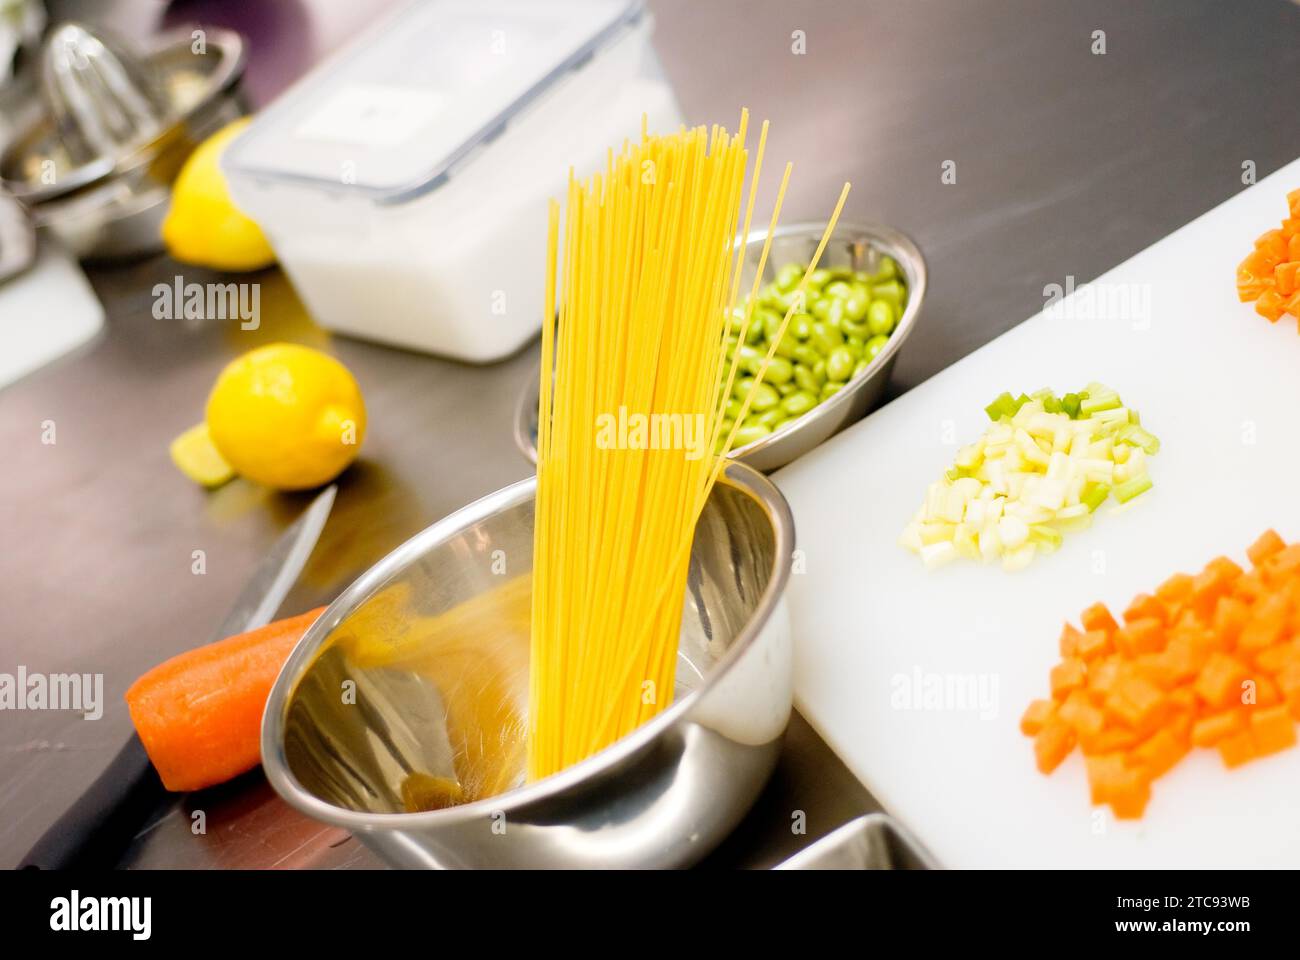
left=18, top=733, right=166, bottom=870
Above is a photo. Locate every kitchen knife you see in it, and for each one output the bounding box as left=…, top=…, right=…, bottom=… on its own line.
left=18, top=484, right=337, bottom=870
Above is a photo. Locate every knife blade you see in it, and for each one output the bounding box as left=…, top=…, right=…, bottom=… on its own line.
left=18, top=484, right=337, bottom=870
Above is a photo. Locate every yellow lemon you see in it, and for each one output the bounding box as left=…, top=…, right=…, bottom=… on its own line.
left=202, top=343, right=366, bottom=490
left=162, top=118, right=276, bottom=271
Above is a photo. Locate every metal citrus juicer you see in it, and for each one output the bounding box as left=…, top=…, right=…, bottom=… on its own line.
left=0, top=20, right=248, bottom=261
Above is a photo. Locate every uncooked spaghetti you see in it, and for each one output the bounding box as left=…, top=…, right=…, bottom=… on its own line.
left=529, top=112, right=849, bottom=780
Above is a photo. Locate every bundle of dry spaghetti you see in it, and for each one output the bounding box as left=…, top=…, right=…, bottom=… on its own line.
left=529, top=113, right=849, bottom=780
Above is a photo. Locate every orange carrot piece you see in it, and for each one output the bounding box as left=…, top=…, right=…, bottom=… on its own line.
left=1081, top=602, right=1119, bottom=635
left=1248, top=529, right=1286, bottom=567
left=1194, top=652, right=1250, bottom=710
left=1050, top=658, right=1087, bottom=700
left=1263, top=544, right=1300, bottom=580
left=125, top=607, right=326, bottom=792
left=1059, top=691, right=1105, bottom=741
left=1238, top=596, right=1287, bottom=655
left=1191, top=711, right=1243, bottom=747
left=1034, top=721, right=1076, bottom=774
left=1113, top=617, right=1164, bottom=657
left=1085, top=753, right=1126, bottom=805
left=1020, top=698, right=1055, bottom=737
left=1124, top=593, right=1167, bottom=625
left=1290, top=233, right=1300, bottom=261
left=1250, top=705, right=1298, bottom=756
left=1155, top=572, right=1194, bottom=607
left=1085, top=725, right=1140, bottom=755
left=1105, top=674, right=1167, bottom=735
left=1217, top=729, right=1257, bottom=769
left=1108, top=769, right=1152, bottom=819
left=1129, top=728, right=1190, bottom=781
left=1213, top=596, right=1250, bottom=648
left=1076, top=629, right=1113, bottom=661
left=1256, top=229, right=1289, bottom=260
left=1059, top=623, right=1083, bottom=658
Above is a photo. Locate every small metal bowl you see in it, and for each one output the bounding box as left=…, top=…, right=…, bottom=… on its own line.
left=515, top=221, right=926, bottom=472
left=261, top=460, right=794, bottom=869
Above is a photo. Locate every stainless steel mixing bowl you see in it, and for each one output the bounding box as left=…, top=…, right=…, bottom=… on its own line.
left=261, top=460, right=794, bottom=869
left=515, top=221, right=926, bottom=472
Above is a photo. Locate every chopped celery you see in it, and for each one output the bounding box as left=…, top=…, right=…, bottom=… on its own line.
left=1081, top=481, right=1110, bottom=512
left=1116, top=423, right=1160, bottom=455
left=985, top=391, right=1016, bottom=421
left=1113, top=474, right=1153, bottom=503
left=1060, top=393, right=1081, bottom=418
left=1080, top=392, right=1121, bottom=416
left=1028, top=524, right=1063, bottom=551
left=1042, top=395, right=1062, bottom=414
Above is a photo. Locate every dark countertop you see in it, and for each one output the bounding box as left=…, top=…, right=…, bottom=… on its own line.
left=2, top=0, right=1298, bottom=869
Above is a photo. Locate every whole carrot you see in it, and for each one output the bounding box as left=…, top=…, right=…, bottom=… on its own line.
left=125, top=607, right=325, bottom=792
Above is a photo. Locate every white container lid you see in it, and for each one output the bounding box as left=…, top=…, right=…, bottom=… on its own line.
left=224, top=0, right=644, bottom=205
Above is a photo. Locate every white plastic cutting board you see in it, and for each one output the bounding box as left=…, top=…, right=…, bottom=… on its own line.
left=775, top=157, right=1300, bottom=868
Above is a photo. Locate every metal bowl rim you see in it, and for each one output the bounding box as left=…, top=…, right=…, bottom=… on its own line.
left=513, top=220, right=927, bottom=465
left=261, top=458, right=794, bottom=831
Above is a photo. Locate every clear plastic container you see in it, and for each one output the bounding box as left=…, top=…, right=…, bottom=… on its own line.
left=223, top=0, right=681, bottom=362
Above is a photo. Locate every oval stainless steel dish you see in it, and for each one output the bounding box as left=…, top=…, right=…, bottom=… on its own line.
left=261, top=460, right=794, bottom=869
left=515, top=221, right=926, bottom=472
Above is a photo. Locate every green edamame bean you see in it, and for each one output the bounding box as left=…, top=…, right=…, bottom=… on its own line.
left=724, top=399, right=743, bottom=421
left=867, top=299, right=896, bottom=337
left=810, top=298, right=832, bottom=322
left=871, top=279, right=906, bottom=307
left=775, top=263, right=803, bottom=292
left=776, top=381, right=796, bottom=397
left=772, top=334, right=800, bottom=361
left=788, top=313, right=813, bottom=340
left=824, top=280, right=851, bottom=300
left=810, top=321, right=843, bottom=355
left=842, top=339, right=863, bottom=361
left=735, top=376, right=757, bottom=399
left=821, top=381, right=844, bottom=401
left=812, top=359, right=828, bottom=386
left=824, top=297, right=845, bottom=328
left=764, top=356, right=794, bottom=384
left=793, top=363, right=819, bottom=394
left=826, top=346, right=855, bottom=382
left=808, top=268, right=831, bottom=289
left=871, top=256, right=898, bottom=281
left=733, top=423, right=771, bottom=447
left=751, top=382, right=780, bottom=412
left=792, top=344, right=822, bottom=368
left=737, top=344, right=762, bottom=375
left=781, top=391, right=817, bottom=418
left=844, top=292, right=869, bottom=322
left=842, top=318, right=871, bottom=340
left=852, top=358, right=870, bottom=378
left=865, top=335, right=889, bottom=361
left=754, top=408, right=783, bottom=429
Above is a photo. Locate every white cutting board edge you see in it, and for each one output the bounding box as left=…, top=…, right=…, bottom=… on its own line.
left=0, top=243, right=104, bottom=389
left=775, top=157, right=1300, bottom=868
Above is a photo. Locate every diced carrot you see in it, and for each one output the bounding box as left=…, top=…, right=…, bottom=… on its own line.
left=1217, top=729, right=1257, bottom=768
left=1250, top=706, right=1298, bottom=757
left=1050, top=658, right=1087, bottom=699
left=1123, top=593, right=1167, bottom=625
left=1155, top=572, right=1194, bottom=606
left=1213, top=596, right=1250, bottom=648
left=1020, top=698, right=1055, bottom=737
left=1194, top=652, right=1250, bottom=710
left=1290, top=233, right=1300, bottom=260
left=1247, top=529, right=1285, bottom=568
left=1113, top=617, right=1164, bottom=657
left=1034, top=721, right=1076, bottom=774
left=1244, top=247, right=1279, bottom=275
left=1105, top=674, right=1168, bottom=735
left=1288, top=188, right=1300, bottom=216
left=1263, top=543, right=1300, bottom=580
left=1129, top=728, right=1190, bottom=781
left=1238, top=596, right=1287, bottom=655
left=1237, top=277, right=1266, bottom=302
left=1108, top=769, right=1151, bottom=819
left=1085, top=753, right=1126, bottom=805
left=1076, top=628, right=1113, bottom=661
left=1256, top=229, right=1289, bottom=260
left=1191, top=710, right=1243, bottom=747
left=1084, top=725, right=1140, bottom=755
left=126, top=607, right=326, bottom=792
left=1258, top=289, right=1286, bottom=322
left=1087, top=656, right=1122, bottom=704
left=1257, top=641, right=1300, bottom=675
left=1232, top=569, right=1268, bottom=604
left=1058, top=691, right=1105, bottom=742
left=1081, top=602, right=1119, bottom=635
left=1278, top=262, right=1299, bottom=297
left=1059, top=622, right=1083, bottom=658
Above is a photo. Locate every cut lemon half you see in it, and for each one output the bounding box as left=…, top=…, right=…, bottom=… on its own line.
left=170, top=422, right=236, bottom=488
